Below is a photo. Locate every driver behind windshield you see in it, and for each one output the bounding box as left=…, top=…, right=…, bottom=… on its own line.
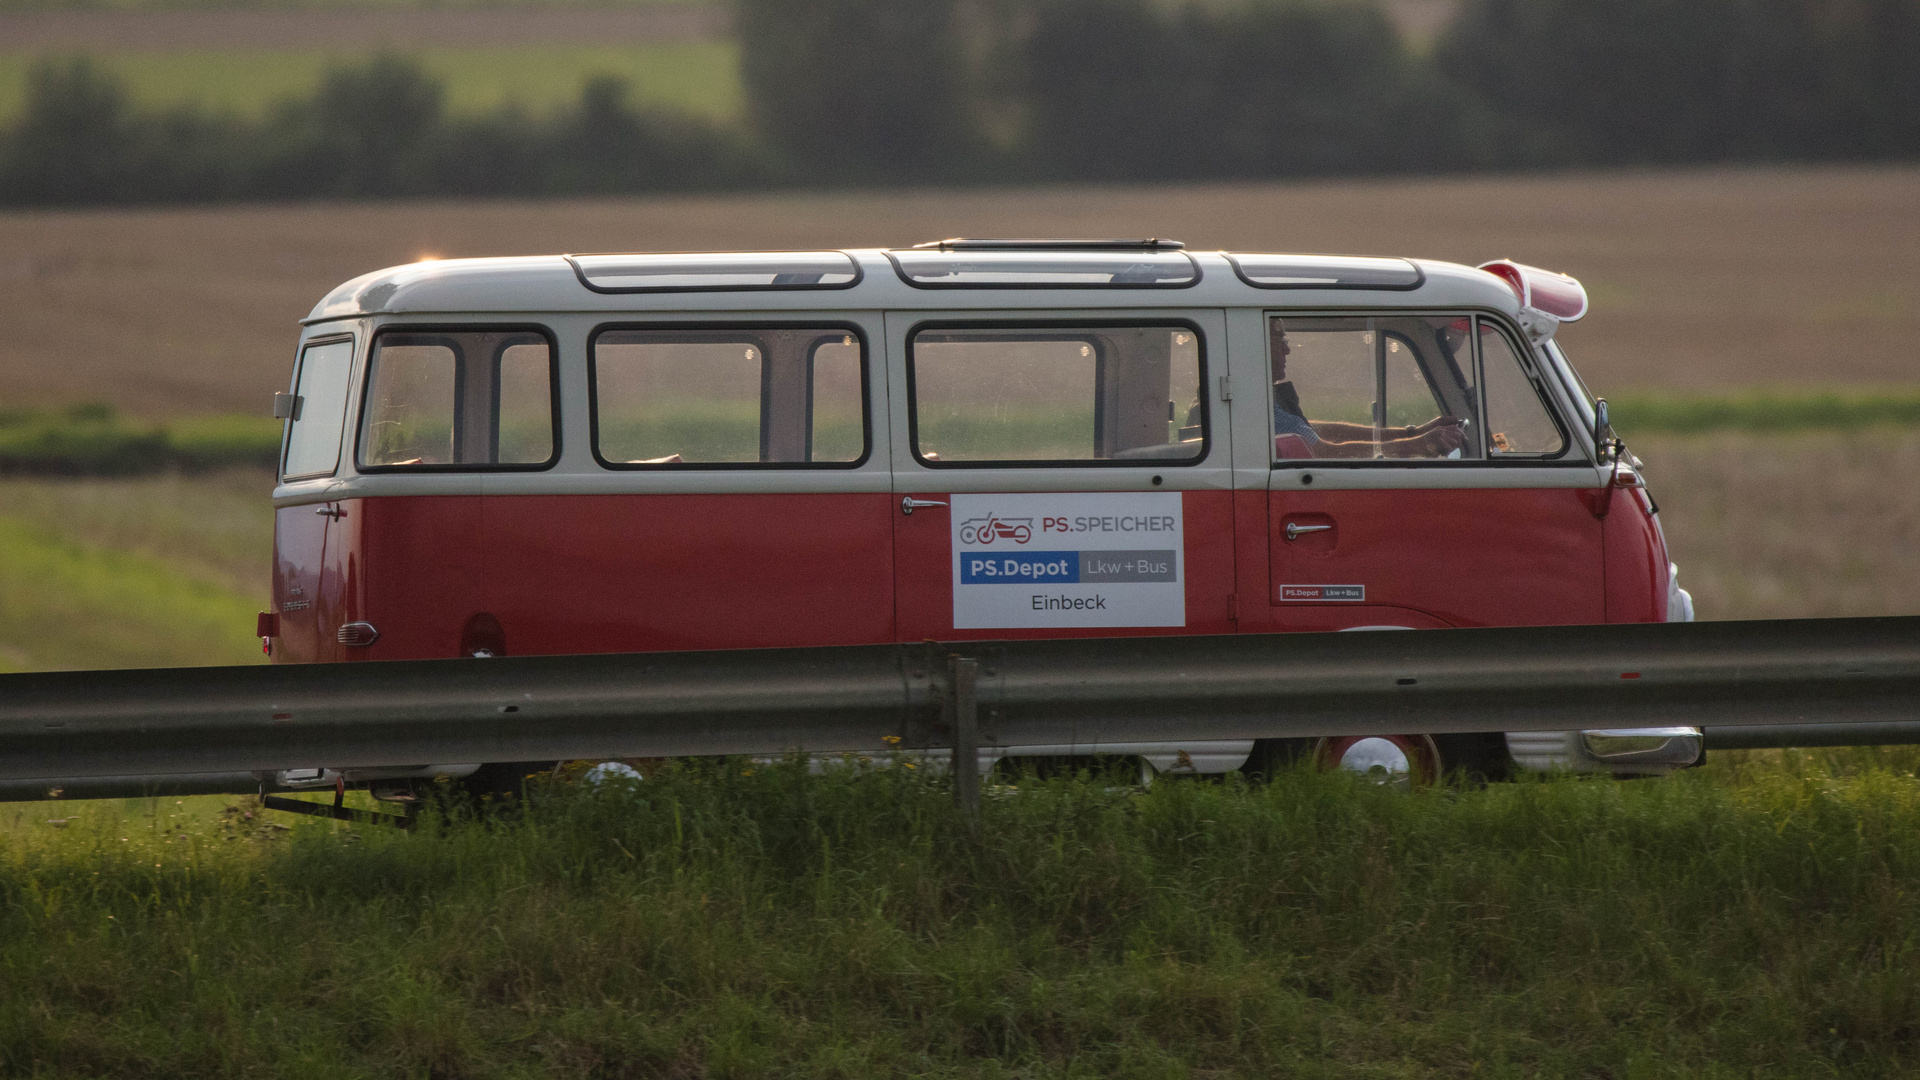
left=1271, top=320, right=1466, bottom=459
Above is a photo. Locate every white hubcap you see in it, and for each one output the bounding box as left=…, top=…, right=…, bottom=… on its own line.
left=1336, top=737, right=1413, bottom=786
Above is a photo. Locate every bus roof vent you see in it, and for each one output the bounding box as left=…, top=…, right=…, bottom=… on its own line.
left=911, top=238, right=1186, bottom=251
left=890, top=245, right=1200, bottom=289
left=567, top=251, right=861, bottom=293
left=1228, top=253, right=1423, bottom=291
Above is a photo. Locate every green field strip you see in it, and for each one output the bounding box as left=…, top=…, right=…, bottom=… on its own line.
left=0, top=408, right=283, bottom=473
left=0, top=39, right=741, bottom=124
left=0, top=514, right=264, bottom=672
left=1606, top=387, right=1920, bottom=436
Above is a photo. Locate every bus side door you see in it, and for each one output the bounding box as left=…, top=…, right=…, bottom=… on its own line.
left=1262, top=313, right=1605, bottom=629
left=889, top=310, right=1238, bottom=643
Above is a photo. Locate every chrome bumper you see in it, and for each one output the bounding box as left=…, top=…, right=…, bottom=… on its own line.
left=1506, top=726, right=1703, bottom=773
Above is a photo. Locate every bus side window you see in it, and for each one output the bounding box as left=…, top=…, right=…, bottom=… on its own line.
left=807, top=336, right=865, bottom=462
left=497, top=343, right=555, bottom=463
left=1269, top=315, right=1479, bottom=461
left=591, top=326, right=869, bottom=468
left=1478, top=321, right=1567, bottom=456
left=908, top=324, right=1205, bottom=465
left=359, top=329, right=557, bottom=470
left=283, top=337, right=355, bottom=480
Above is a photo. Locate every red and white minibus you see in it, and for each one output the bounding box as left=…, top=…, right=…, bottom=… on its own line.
left=265, top=239, right=1699, bottom=792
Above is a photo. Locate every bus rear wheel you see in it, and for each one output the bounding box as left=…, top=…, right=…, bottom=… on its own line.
left=1313, top=734, right=1440, bottom=788
left=1246, top=732, right=1511, bottom=785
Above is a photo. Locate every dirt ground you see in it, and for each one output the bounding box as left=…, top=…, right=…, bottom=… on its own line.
left=0, top=165, right=1915, bottom=416
left=1635, top=430, right=1920, bottom=620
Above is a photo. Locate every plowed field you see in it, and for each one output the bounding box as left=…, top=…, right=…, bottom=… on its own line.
left=0, top=165, right=1914, bottom=416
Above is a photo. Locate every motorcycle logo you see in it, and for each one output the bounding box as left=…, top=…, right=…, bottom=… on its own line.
left=958, top=515, right=1033, bottom=546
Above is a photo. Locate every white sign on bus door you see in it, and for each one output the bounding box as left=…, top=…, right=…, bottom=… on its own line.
left=950, top=492, right=1185, bottom=629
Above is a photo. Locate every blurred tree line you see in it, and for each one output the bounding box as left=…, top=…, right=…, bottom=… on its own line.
left=3, top=0, right=1917, bottom=205
left=0, top=55, right=769, bottom=203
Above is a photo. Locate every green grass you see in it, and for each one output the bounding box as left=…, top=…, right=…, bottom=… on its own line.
left=4, top=750, right=1920, bottom=1076
left=0, top=516, right=263, bottom=671
left=0, top=41, right=742, bottom=126
left=0, top=513, right=265, bottom=671
left=0, top=468, right=271, bottom=671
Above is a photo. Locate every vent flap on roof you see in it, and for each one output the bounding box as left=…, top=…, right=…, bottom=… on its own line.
left=912, top=238, right=1186, bottom=250
left=568, top=251, right=860, bottom=293
left=889, top=246, right=1200, bottom=288
left=1227, top=253, right=1423, bottom=290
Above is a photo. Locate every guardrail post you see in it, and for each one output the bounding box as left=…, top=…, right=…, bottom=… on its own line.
left=949, top=655, right=981, bottom=827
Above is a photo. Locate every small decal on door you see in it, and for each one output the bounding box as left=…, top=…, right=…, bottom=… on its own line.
left=952, top=492, right=1184, bottom=629
left=1279, top=584, right=1365, bottom=602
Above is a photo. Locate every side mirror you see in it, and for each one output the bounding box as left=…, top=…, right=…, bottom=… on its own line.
left=1593, top=398, right=1614, bottom=462
left=273, top=391, right=303, bottom=421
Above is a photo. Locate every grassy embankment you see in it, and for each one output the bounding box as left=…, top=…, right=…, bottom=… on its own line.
left=4, top=750, right=1920, bottom=1076
left=0, top=466, right=269, bottom=673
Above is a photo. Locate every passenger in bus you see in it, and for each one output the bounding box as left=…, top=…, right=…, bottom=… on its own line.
left=1271, top=324, right=1466, bottom=458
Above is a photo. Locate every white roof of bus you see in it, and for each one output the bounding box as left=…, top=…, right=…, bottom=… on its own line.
left=304, top=249, right=1524, bottom=325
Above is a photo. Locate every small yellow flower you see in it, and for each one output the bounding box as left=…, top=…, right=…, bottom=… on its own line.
left=882, top=735, right=902, bottom=746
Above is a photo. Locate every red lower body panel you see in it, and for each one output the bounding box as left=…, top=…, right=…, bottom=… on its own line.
left=312, top=492, right=897, bottom=661
left=269, top=482, right=1656, bottom=664
left=1269, top=487, right=1607, bottom=627
left=482, top=492, right=897, bottom=655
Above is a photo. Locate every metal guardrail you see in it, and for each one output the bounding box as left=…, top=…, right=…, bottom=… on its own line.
left=1, top=616, right=1916, bottom=804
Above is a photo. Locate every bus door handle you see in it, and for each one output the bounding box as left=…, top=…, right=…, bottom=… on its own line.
left=314, top=504, right=345, bottom=520
left=1284, top=522, right=1331, bottom=541
left=901, top=497, right=948, bottom=515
